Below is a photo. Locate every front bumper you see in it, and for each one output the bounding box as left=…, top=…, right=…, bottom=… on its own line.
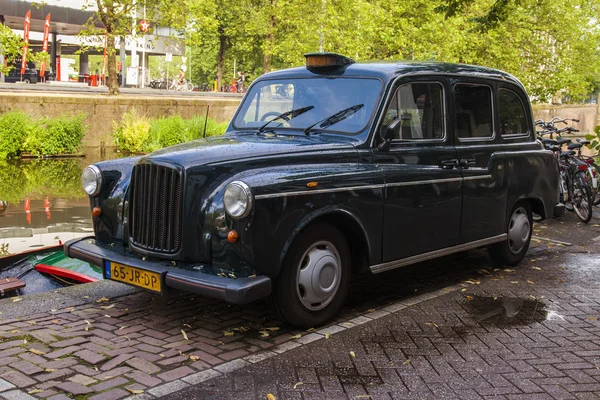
left=64, top=237, right=271, bottom=304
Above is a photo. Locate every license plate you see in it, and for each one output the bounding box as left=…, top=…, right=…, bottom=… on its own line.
left=107, top=262, right=161, bottom=292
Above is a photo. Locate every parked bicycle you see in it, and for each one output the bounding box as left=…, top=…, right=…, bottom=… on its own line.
left=536, top=117, right=594, bottom=223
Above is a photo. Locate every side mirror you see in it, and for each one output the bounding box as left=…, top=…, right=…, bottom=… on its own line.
left=377, top=119, right=400, bottom=152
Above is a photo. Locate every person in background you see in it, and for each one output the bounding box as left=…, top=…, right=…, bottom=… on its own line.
left=237, top=71, right=246, bottom=93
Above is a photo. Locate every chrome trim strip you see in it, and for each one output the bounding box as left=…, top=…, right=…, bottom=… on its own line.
left=387, top=177, right=462, bottom=187
left=254, top=184, right=385, bottom=200
left=463, top=175, right=492, bottom=181
left=255, top=177, right=464, bottom=199
left=369, top=234, right=507, bottom=274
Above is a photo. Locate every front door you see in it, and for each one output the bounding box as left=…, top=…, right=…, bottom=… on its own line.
left=372, top=78, right=463, bottom=262
left=451, top=80, right=506, bottom=243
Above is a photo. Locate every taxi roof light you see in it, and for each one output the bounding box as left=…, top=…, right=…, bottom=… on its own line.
left=304, top=52, right=355, bottom=70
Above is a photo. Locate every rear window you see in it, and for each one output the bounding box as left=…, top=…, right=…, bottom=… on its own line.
left=498, top=89, right=529, bottom=136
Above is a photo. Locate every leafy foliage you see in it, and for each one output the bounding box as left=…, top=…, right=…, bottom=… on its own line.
left=585, top=126, right=600, bottom=153
left=111, top=109, right=151, bottom=153
left=0, top=25, right=25, bottom=75
left=178, top=0, right=600, bottom=102
left=112, top=109, right=228, bottom=153
left=0, top=111, right=32, bottom=159
left=22, top=114, right=87, bottom=156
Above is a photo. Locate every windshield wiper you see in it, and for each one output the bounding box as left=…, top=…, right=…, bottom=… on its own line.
left=303, top=104, right=364, bottom=135
left=258, top=105, right=315, bottom=133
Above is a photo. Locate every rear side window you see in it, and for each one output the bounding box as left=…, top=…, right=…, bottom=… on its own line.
left=454, top=84, right=493, bottom=139
left=498, top=89, right=528, bottom=136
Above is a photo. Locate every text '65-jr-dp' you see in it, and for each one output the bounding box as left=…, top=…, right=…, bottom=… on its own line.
left=66, top=53, right=562, bottom=328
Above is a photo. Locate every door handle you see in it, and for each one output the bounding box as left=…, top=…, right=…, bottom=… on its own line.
left=440, top=159, right=459, bottom=169
left=459, top=159, right=476, bottom=169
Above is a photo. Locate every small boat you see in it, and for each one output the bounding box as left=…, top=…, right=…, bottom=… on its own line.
left=0, top=245, right=102, bottom=298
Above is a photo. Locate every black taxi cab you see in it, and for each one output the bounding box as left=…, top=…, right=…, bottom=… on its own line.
left=65, top=53, right=562, bottom=327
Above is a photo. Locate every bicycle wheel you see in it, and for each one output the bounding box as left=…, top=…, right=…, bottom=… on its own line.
left=592, top=163, right=600, bottom=206
left=572, top=170, right=593, bottom=223
left=584, top=165, right=599, bottom=206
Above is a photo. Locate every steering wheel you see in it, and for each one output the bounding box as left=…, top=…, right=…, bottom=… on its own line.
left=259, top=112, right=291, bottom=128
left=260, top=112, right=281, bottom=122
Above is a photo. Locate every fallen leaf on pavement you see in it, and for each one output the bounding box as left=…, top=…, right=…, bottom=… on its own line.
left=189, top=355, right=200, bottom=361
left=290, top=334, right=302, bottom=339
left=403, top=359, right=411, bottom=365
left=45, top=369, right=57, bottom=372
left=223, top=330, right=234, bottom=337
left=585, top=317, right=597, bottom=322
left=266, top=394, right=277, bottom=400
left=259, top=331, right=270, bottom=338
left=532, top=267, right=541, bottom=270
left=29, top=348, right=45, bottom=355
left=127, top=389, right=144, bottom=394
left=293, top=382, right=303, bottom=389
left=306, top=327, right=316, bottom=332
left=12, top=298, right=22, bottom=302
left=527, top=279, right=534, bottom=284
left=350, top=351, right=356, bottom=358
left=504, top=269, right=515, bottom=273
left=181, top=330, right=189, bottom=340
left=465, top=296, right=473, bottom=301
left=101, top=304, right=115, bottom=309
left=266, top=327, right=280, bottom=331
left=367, top=309, right=376, bottom=312
left=27, top=389, right=42, bottom=394
left=510, top=281, right=519, bottom=284
left=183, top=324, right=192, bottom=328
left=96, top=297, right=109, bottom=303
left=325, top=333, right=331, bottom=339
left=26, top=321, right=36, bottom=325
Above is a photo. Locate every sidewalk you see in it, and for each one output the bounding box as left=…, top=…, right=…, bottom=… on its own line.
left=0, top=212, right=597, bottom=400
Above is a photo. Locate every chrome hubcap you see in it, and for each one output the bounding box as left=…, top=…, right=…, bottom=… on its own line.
left=296, top=241, right=341, bottom=311
left=507, top=207, right=530, bottom=254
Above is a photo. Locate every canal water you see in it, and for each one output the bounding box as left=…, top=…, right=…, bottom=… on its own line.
left=0, top=152, right=120, bottom=257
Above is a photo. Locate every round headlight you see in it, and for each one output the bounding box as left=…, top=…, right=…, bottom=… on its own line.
left=81, top=165, right=102, bottom=197
left=224, top=181, right=253, bottom=219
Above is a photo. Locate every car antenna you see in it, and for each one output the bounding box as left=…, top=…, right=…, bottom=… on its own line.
left=203, top=105, right=210, bottom=138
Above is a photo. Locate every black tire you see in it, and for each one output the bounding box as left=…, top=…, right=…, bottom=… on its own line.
left=269, top=223, right=351, bottom=328
left=23, top=78, right=31, bottom=84
left=592, top=163, right=600, bottom=206
left=572, top=170, right=593, bottom=223
left=488, top=202, right=533, bottom=267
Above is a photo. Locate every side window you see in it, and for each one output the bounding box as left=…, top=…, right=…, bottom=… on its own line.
left=454, top=84, right=493, bottom=139
left=382, top=82, right=445, bottom=140
left=498, top=88, right=528, bottom=136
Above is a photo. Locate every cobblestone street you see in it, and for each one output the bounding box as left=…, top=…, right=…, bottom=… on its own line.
left=0, top=212, right=599, bottom=400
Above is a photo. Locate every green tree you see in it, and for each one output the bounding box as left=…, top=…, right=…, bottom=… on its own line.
left=0, top=25, right=26, bottom=75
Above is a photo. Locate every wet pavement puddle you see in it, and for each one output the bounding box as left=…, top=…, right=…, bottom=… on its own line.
left=464, top=296, right=548, bottom=325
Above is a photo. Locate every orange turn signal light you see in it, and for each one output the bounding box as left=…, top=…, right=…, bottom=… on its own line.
left=227, top=230, right=239, bottom=243
left=307, top=181, right=319, bottom=188
left=92, top=207, right=102, bottom=217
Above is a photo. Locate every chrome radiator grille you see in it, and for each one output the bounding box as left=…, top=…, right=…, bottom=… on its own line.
left=129, top=163, right=182, bottom=253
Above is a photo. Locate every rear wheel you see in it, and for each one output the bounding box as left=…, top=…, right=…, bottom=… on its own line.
left=591, top=164, right=600, bottom=206
left=572, top=170, right=593, bottom=223
left=269, top=224, right=351, bottom=328
left=489, top=202, right=532, bottom=266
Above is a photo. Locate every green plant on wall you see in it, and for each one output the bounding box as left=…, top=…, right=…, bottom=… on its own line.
left=0, top=111, right=32, bottom=159
left=112, top=110, right=228, bottom=153
left=22, top=113, right=87, bottom=156
left=585, top=126, right=600, bottom=154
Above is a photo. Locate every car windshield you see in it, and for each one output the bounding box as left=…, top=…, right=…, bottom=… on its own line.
left=233, top=77, right=382, bottom=134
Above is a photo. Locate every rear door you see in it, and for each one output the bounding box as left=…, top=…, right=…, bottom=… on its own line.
left=451, top=79, right=506, bottom=243
left=372, top=76, right=463, bottom=262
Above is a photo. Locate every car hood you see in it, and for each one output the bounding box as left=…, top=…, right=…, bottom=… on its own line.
left=141, top=132, right=359, bottom=169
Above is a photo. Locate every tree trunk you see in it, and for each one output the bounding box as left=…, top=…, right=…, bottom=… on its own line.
left=217, top=28, right=226, bottom=90
left=106, top=34, right=119, bottom=95
left=263, top=1, right=275, bottom=74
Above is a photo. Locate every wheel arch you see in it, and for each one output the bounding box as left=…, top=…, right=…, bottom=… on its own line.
left=279, top=207, right=372, bottom=276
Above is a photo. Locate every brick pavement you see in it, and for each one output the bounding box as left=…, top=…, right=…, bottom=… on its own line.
left=0, top=212, right=597, bottom=399
left=162, top=218, right=600, bottom=399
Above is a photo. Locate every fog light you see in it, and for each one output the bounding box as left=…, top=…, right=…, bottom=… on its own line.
left=92, top=207, right=102, bottom=217
left=227, top=230, right=239, bottom=243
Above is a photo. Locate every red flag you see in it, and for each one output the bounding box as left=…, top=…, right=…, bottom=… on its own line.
left=40, top=14, right=51, bottom=77
left=21, top=10, right=31, bottom=75
left=101, top=30, right=107, bottom=82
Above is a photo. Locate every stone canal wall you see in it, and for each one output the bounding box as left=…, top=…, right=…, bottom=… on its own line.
left=0, top=91, right=597, bottom=149
left=0, top=92, right=241, bottom=149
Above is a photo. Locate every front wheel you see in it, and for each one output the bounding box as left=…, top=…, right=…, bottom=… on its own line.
left=572, top=170, right=593, bottom=223
left=269, top=224, right=351, bottom=328
left=489, top=202, right=532, bottom=266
